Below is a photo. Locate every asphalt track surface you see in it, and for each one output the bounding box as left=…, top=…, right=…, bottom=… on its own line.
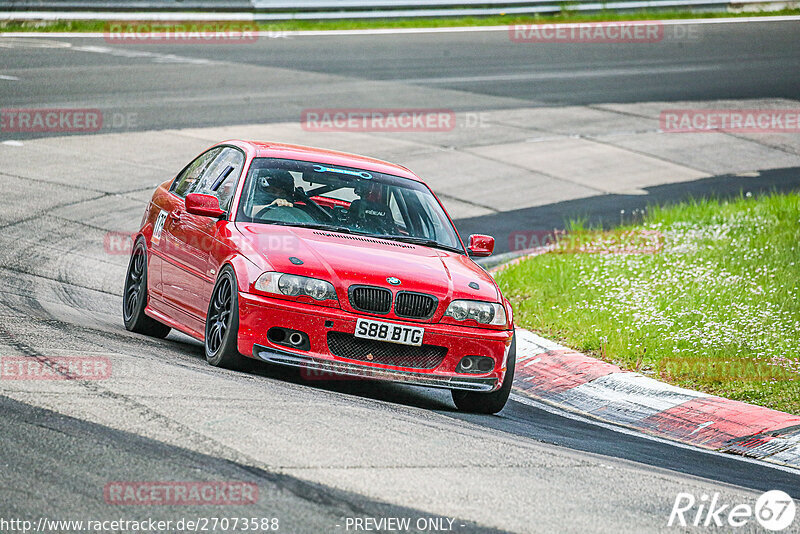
left=1, top=19, right=800, bottom=533
left=458, top=166, right=800, bottom=252
left=0, top=19, right=799, bottom=135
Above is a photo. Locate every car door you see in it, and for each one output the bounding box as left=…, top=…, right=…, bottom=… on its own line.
left=159, top=147, right=222, bottom=324
left=183, top=147, right=246, bottom=314
left=149, top=148, right=221, bottom=304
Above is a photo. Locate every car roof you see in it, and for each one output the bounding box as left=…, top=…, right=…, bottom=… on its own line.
left=222, top=140, right=423, bottom=183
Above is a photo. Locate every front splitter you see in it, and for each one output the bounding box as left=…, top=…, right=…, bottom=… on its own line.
left=253, top=344, right=497, bottom=392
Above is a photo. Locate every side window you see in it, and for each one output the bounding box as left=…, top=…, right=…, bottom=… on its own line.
left=171, top=148, right=222, bottom=198
left=193, top=147, right=245, bottom=211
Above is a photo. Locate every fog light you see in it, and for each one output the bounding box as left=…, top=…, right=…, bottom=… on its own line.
left=268, top=328, right=287, bottom=343
left=458, top=356, right=494, bottom=374
left=477, top=358, right=494, bottom=372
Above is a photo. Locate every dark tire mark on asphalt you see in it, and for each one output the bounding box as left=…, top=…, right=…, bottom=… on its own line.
left=0, top=395, right=504, bottom=533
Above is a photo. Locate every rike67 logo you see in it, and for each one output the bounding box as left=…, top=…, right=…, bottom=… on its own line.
left=669, top=490, right=796, bottom=531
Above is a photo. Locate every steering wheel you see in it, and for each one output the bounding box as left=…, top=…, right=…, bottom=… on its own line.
left=253, top=204, right=315, bottom=223
left=253, top=203, right=280, bottom=220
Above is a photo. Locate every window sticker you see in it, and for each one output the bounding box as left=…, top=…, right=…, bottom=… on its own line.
left=312, top=164, right=372, bottom=180
left=152, top=210, right=168, bottom=244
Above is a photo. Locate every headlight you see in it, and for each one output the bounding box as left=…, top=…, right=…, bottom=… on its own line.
left=444, top=300, right=507, bottom=326
left=254, top=272, right=337, bottom=302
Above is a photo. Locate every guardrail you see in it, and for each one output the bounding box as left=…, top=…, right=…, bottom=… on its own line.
left=0, top=0, right=789, bottom=19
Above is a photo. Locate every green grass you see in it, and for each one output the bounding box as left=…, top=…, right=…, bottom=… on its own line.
left=496, top=192, right=800, bottom=414
left=1, top=8, right=799, bottom=33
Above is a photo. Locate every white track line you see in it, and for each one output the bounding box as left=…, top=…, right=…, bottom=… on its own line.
left=402, top=65, right=724, bottom=84
left=0, top=15, right=798, bottom=38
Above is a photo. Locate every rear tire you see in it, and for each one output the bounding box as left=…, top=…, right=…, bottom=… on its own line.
left=205, top=266, right=248, bottom=370
left=122, top=238, right=171, bottom=339
left=452, top=334, right=516, bottom=414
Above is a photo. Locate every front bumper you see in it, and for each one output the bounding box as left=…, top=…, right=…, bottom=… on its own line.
left=238, top=291, right=513, bottom=392
left=253, top=345, right=497, bottom=392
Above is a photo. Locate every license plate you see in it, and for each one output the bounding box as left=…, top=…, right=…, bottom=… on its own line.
left=354, top=318, right=424, bottom=347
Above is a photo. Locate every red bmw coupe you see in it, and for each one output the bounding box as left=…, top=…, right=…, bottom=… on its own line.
left=123, top=140, right=516, bottom=413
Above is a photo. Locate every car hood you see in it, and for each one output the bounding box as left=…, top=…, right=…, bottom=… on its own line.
left=235, top=223, right=500, bottom=314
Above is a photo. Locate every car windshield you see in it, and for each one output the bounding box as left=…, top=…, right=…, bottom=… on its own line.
left=236, top=158, right=464, bottom=252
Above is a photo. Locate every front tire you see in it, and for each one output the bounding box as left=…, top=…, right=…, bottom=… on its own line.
left=123, top=238, right=171, bottom=338
left=205, top=266, right=247, bottom=370
left=452, top=334, right=516, bottom=414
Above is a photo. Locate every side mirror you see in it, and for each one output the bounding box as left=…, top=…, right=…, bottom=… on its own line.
left=467, top=234, right=494, bottom=257
left=185, top=193, right=226, bottom=219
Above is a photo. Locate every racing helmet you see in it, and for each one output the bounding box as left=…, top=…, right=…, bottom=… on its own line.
left=257, top=169, right=294, bottom=194
left=252, top=168, right=295, bottom=205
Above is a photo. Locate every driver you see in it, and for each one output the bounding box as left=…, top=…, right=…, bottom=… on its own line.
left=255, top=169, right=295, bottom=208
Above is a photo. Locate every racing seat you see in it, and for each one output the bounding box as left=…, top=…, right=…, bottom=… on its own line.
left=348, top=199, right=397, bottom=235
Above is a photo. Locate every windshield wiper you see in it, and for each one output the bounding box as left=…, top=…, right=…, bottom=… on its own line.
left=265, top=221, right=353, bottom=234
left=374, top=235, right=463, bottom=253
